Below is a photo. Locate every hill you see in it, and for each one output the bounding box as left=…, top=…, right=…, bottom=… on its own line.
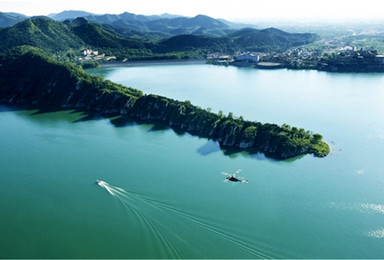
left=159, top=27, right=319, bottom=53
left=0, top=16, right=319, bottom=61
left=0, top=17, right=157, bottom=60
left=83, top=13, right=232, bottom=37
left=68, top=18, right=150, bottom=49
left=158, top=34, right=234, bottom=53
left=0, top=49, right=329, bottom=159
left=0, top=12, right=28, bottom=28
left=0, top=17, right=83, bottom=53
left=231, top=27, right=319, bottom=51
left=49, top=10, right=95, bottom=21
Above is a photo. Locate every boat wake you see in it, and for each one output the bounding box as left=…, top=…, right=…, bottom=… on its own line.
left=96, top=180, right=275, bottom=258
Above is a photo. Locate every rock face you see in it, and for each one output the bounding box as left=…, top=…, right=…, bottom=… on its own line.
left=0, top=50, right=330, bottom=159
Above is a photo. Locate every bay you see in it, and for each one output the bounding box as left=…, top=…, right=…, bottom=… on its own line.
left=1, top=64, right=384, bottom=258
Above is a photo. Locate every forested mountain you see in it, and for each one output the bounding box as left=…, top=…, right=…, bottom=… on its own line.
left=159, top=27, right=319, bottom=53
left=48, top=10, right=95, bottom=21
left=68, top=18, right=151, bottom=49
left=230, top=27, right=319, bottom=51
left=0, top=10, right=233, bottom=37
left=0, top=12, right=28, bottom=28
left=0, top=17, right=174, bottom=60
left=0, top=17, right=83, bottom=52
left=0, top=15, right=319, bottom=60
left=84, top=13, right=232, bottom=37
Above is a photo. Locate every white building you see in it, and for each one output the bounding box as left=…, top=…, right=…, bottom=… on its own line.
left=83, top=49, right=99, bottom=56
left=235, top=53, right=259, bottom=63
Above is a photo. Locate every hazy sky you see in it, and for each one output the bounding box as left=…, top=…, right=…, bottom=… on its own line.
left=1, top=0, right=384, bottom=22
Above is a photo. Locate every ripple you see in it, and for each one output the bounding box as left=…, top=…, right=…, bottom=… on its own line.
left=360, top=203, right=384, bottom=214
left=367, top=228, right=384, bottom=238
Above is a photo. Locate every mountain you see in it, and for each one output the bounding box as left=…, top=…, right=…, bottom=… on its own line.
left=49, top=10, right=95, bottom=21
left=0, top=17, right=83, bottom=52
left=158, top=34, right=234, bottom=53
left=0, top=12, right=28, bottom=28
left=68, top=18, right=150, bottom=49
left=0, top=17, right=155, bottom=58
left=159, top=27, right=319, bottom=53
left=229, top=27, right=319, bottom=51
left=82, top=13, right=231, bottom=37
left=0, top=10, right=242, bottom=38
left=147, top=13, right=184, bottom=20
left=0, top=16, right=319, bottom=61
left=145, top=14, right=228, bottom=31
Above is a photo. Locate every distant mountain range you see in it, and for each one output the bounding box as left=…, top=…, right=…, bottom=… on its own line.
left=159, top=27, right=318, bottom=53
left=0, top=17, right=153, bottom=55
left=48, top=10, right=95, bottom=21
left=0, top=10, right=239, bottom=37
left=0, top=12, right=28, bottom=28
left=48, top=10, right=183, bottom=22
left=0, top=11, right=319, bottom=60
left=56, top=11, right=233, bottom=37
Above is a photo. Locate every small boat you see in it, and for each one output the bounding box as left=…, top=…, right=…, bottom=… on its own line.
left=226, top=176, right=242, bottom=182
left=221, top=169, right=248, bottom=183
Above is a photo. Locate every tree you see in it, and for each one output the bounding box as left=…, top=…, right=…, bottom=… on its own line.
left=218, top=110, right=224, bottom=119
left=312, top=133, right=323, bottom=143
left=227, top=112, right=234, bottom=119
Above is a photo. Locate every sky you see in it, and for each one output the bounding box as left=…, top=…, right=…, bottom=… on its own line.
left=1, top=0, right=384, bottom=22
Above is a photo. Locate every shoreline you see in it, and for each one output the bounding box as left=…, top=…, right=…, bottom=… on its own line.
left=99, top=59, right=208, bottom=68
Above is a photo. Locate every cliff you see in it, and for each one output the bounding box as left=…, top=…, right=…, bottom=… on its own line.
left=0, top=49, right=330, bottom=159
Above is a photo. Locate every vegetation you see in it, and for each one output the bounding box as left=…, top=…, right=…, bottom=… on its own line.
left=157, top=28, right=319, bottom=54
left=0, top=12, right=28, bottom=28
left=0, top=48, right=329, bottom=159
left=0, top=18, right=83, bottom=53
left=0, top=15, right=330, bottom=159
left=0, top=17, right=319, bottom=61
left=0, top=47, right=143, bottom=112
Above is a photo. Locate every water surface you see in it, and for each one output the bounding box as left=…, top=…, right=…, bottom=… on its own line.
left=1, top=65, right=384, bottom=258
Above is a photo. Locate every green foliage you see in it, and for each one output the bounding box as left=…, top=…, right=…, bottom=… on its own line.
left=81, top=60, right=100, bottom=69
left=158, top=28, right=319, bottom=55
left=0, top=48, right=143, bottom=112
left=0, top=17, right=320, bottom=62
left=0, top=12, right=27, bottom=28
left=69, top=18, right=151, bottom=50
left=0, top=18, right=83, bottom=53
left=0, top=47, right=329, bottom=160
left=128, top=92, right=329, bottom=159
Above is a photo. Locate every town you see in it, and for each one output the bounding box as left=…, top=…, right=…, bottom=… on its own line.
left=208, top=47, right=384, bottom=72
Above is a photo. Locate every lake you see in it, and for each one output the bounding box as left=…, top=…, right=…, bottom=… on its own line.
left=1, top=64, right=384, bottom=258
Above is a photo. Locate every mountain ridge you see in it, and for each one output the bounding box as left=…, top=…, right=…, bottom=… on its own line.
left=0, top=16, right=319, bottom=59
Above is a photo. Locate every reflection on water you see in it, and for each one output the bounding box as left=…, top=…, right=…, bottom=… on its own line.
left=197, top=140, right=221, bottom=156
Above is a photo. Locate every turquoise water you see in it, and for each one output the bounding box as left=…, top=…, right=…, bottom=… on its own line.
left=1, top=65, right=384, bottom=258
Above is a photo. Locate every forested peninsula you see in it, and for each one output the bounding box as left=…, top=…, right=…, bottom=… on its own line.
left=0, top=48, right=330, bottom=159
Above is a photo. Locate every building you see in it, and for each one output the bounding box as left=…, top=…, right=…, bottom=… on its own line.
left=376, top=55, right=384, bottom=63
left=235, top=53, right=259, bottom=63
left=82, top=49, right=99, bottom=56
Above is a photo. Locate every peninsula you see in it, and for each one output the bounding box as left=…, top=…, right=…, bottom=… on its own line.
left=0, top=48, right=329, bottom=159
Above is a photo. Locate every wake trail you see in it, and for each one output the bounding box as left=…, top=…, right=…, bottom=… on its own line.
left=120, top=194, right=271, bottom=258
left=96, top=180, right=272, bottom=258
left=97, top=180, right=182, bottom=258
